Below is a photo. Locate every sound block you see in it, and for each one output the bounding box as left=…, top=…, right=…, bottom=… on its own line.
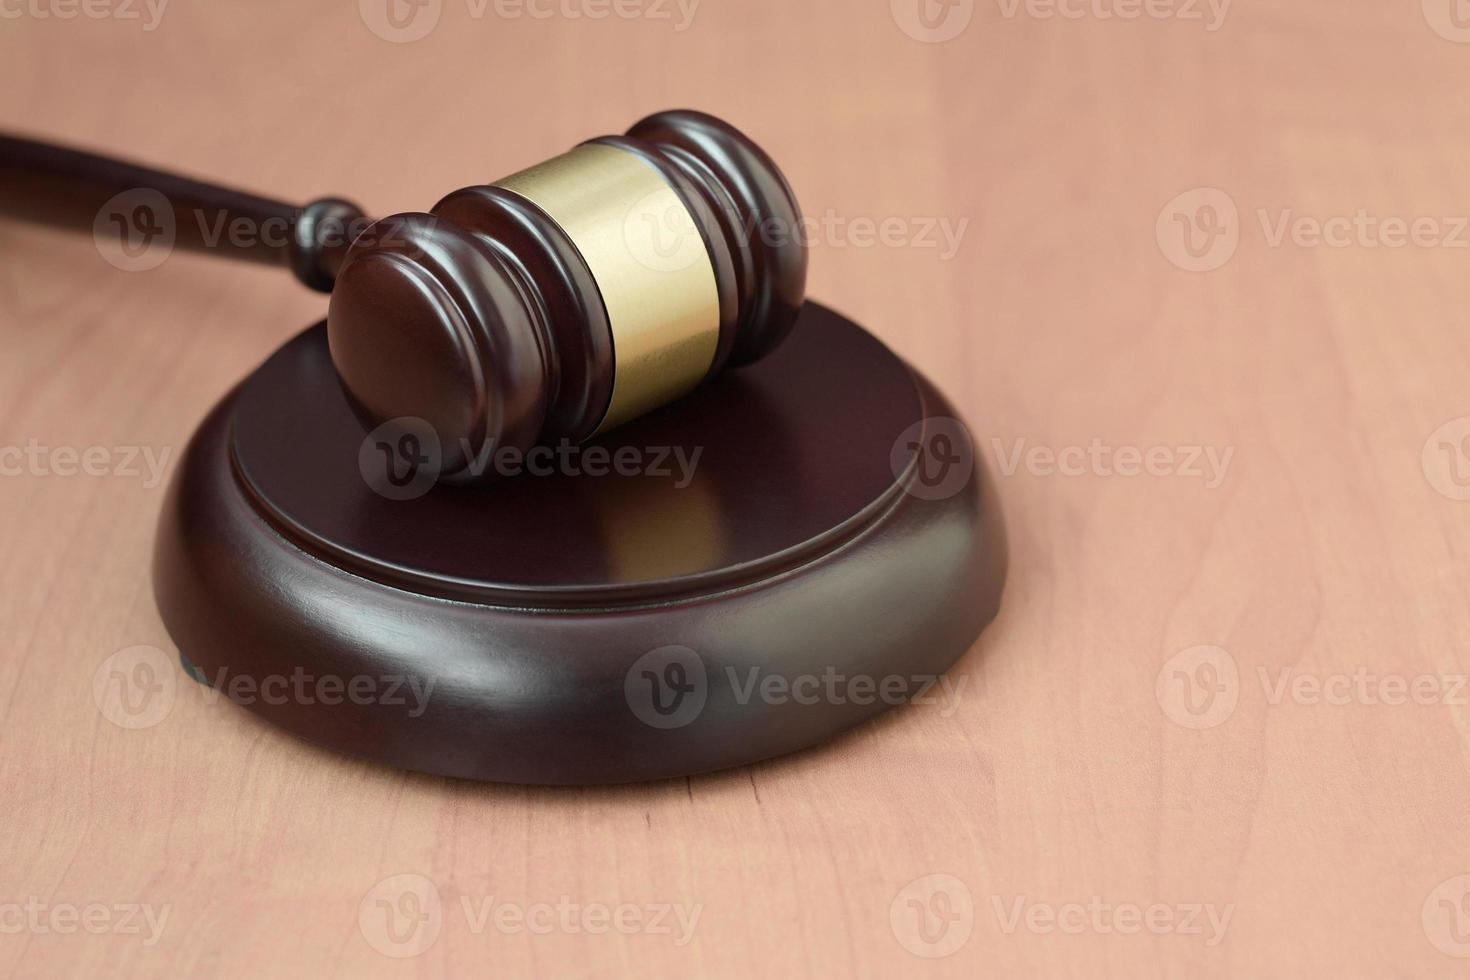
left=152, top=302, right=1007, bottom=784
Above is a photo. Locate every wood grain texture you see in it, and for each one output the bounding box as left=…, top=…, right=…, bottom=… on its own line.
left=3, top=0, right=1470, bottom=976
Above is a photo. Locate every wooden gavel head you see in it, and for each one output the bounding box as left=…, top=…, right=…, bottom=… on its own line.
left=326, top=110, right=808, bottom=482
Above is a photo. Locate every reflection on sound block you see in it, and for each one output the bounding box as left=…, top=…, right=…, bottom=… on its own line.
left=153, top=302, right=1007, bottom=783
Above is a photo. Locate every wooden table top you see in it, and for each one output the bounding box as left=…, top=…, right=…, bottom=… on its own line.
left=4, top=0, right=1470, bottom=976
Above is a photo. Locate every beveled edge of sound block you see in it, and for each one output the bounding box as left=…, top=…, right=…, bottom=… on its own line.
left=151, top=322, right=1008, bottom=785
left=230, top=303, right=938, bottom=608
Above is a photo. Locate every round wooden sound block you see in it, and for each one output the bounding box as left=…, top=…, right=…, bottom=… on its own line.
left=152, top=302, right=1007, bottom=784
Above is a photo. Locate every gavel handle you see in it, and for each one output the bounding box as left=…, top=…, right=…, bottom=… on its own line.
left=0, top=132, right=365, bottom=292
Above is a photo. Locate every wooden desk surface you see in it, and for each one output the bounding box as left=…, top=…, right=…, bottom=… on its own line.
left=4, top=0, right=1470, bottom=976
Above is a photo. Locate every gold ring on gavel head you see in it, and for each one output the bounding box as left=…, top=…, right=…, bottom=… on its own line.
left=493, top=142, right=721, bottom=436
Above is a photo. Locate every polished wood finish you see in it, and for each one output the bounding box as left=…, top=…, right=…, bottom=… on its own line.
left=3, top=1, right=1469, bottom=977
left=232, top=306, right=930, bottom=606
left=153, top=305, right=1005, bottom=783
left=328, top=110, right=807, bottom=478
left=0, top=133, right=365, bottom=291
left=0, top=111, right=807, bottom=479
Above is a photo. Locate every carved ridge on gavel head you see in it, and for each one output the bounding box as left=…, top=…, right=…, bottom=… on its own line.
left=325, top=110, right=809, bottom=482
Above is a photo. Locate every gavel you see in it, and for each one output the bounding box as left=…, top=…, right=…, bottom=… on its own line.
left=0, top=110, right=808, bottom=481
